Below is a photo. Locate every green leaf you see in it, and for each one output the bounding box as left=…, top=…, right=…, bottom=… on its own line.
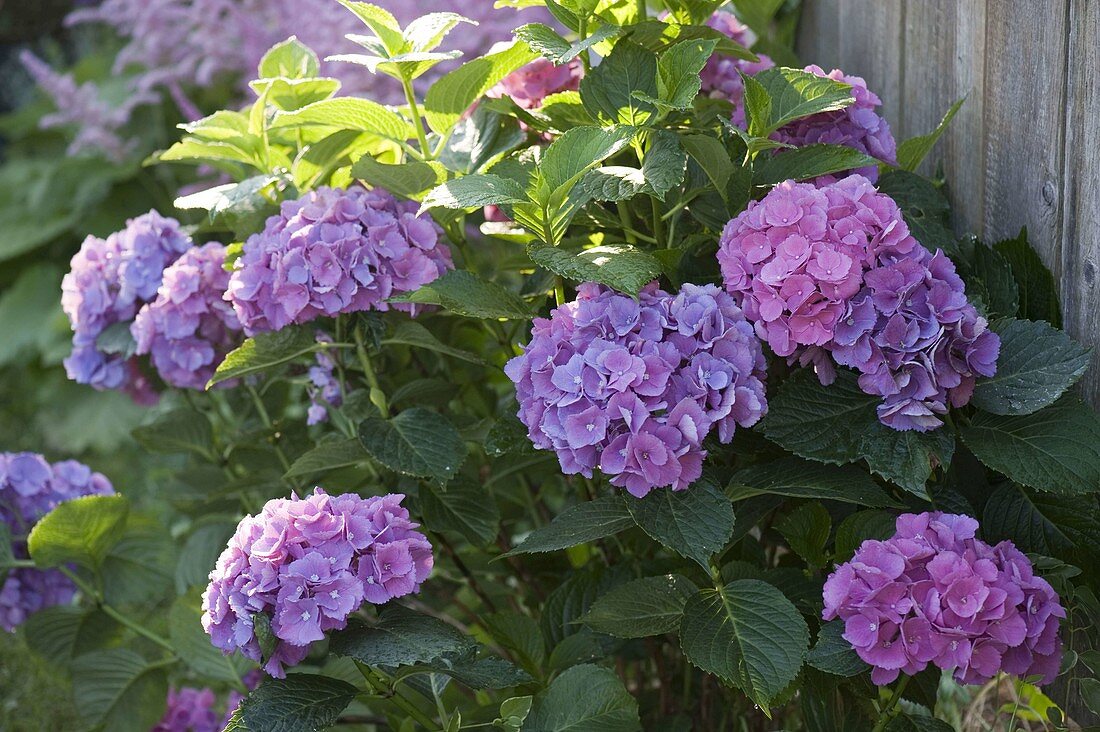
left=540, top=126, right=637, bottom=195
left=777, top=502, right=831, bottom=567
left=963, top=238, right=1019, bottom=318
left=351, top=156, right=447, bottom=199
left=415, top=655, right=534, bottom=690
left=681, top=133, right=734, bottom=203
left=834, top=510, right=897, bottom=562
left=22, top=606, right=123, bottom=665
left=483, top=612, right=547, bottom=673
left=679, top=579, right=809, bottom=711
left=28, top=495, right=129, bottom=570
left=580, top=131, right=686, bottom=203
left=131, top=408, right=214, bottom=458
left=209, top=326, right=318, bottom=387
left=95, top=321, right=137, bottom=358
left=284, top=437, right=371, bottom=479
left=528, top=243, right=662, bottom=297
left=755, top=144, right=879, bottom=185
left=382, top=321, right=485, bottom=364
left=438, top=106, right=526, bottom=175
left=972, top=318, right=1090, bottom=415
left=580, top=574, right=696, bottom=638
left=170, top=593, right=250, bottom=683
left=389, top=269, right=534, bottom=320
left=422, top=174, right=529, bottom=210
left=579, top=41, right=658, bottom=126
left=626, top=481, right=734, bottom=570
left=175, top=520, right=237, bottom=593
left=358, top=407, right=466, bottom=485
left=71, top=650, right=169, bottom=732
left=524, top=663, right=641, bottom=732
left=175, top=175, right=280, bottom=239
left=424, top=41, right=537, bottom=135
left=649, top=38, right=717, bottom=111
left=503, top=496, right=633, bottom=556
left=485, top=414, right=540, bottom=457
left=884, top=715, right=956, bottom=732
left=258, top=37, right=321, bottom=79
left=0, top=264, right=63, bottom=367
left=876, top=170, right=958, bottom=257
left=807, top=619, right=868, bottom=677
left=994, top=228, right=1061, bottom=326
left=727, top=457, right=902, bottom=508
left=253, top=77, right=342, bottom=112
left=331, top=605, right=477, bottom=667
left=420, top=478, right=501, bottom=546
left=858, top=425, right=955, bottom=500
left=403, top=12, right=475, bottom=53
left=101, top=516, right=177, bottom=606
left=238, top=674, right=358, bottom=732
left=270, top=98, right=413, bottom=143
left=762, top=370, right=877, bottom=465
left=961, top=398, right=1100, bottom=495
left=515, top=22, right=619, bottom=64
left=981, top=483, right=1100, bottom=561
left=337, top=1, right=405, bottom=55
left=747, top=66, right=854, bottom=136
left=896, top=97, right=964, bottom=172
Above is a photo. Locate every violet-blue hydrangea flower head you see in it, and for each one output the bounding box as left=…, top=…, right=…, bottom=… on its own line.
left=823, top=511, right=1064, bottom=687
left=505, top=282, right=768, bottom=497
left=226, top=186, right=454, bottom=336
left=0, top=453, right=114, bottom=630
left=201, top=489, right=433, bottom=677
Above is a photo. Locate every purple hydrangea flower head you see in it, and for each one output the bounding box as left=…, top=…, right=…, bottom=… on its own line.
left=0, top=453, right=114, bottom=630
left=487, top=58, right=583, bottom=110
left=61, top=210, right=192, bottom=399
left=131, top=242, right=243, bottom=390
left=307, top=332, right=343, bottom=425
left=505, top=282, right=768, bottom=497
left=718, top=175, right=919, bottom=360
left=201, top=489, right=433, bottom=677
left=152, top=687, right=221, bottom=732
left=697, top=11, right=775, bottom=112
left=226, top=186, right=454, bottom=336
left=822, top=512, right=1064, bottom=687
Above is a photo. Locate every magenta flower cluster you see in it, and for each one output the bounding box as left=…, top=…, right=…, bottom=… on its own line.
left=823, top=512, right=1064, bottom=687
left=0, top=453, right=114, bottom=631
left=226, top=186, right=454, bottom=336
left=698, top=11, right=775, bottom=112
left=201, top=489, right=433, bottom=677
left=61, top=210, right=192, bottom=402
left=488, top=58, right=583, bottom=110
left=132, top=242, right=243, bottom=391
left=505, top=283, right=768, bottom=497
left=718, top=174, right=998, bottom=430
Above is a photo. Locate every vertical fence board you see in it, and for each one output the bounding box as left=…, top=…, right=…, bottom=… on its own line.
left=836, top=0, right=904, bottom=126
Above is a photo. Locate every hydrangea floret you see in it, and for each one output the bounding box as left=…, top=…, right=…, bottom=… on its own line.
left=306, top=332, right=343, bottom=426
left=698, top=11, right=775, bottom=111
left=201, top=489, right=433, bottom=677
left=226, top=186, right=454, bottom=335
left=488, top=58, right=583, bottom=110
left=505, top=282, right=768, bottom=496
left=823, top=512, right=1065, bottom=686
left=132, top=242, right=243, bottom=391
left=0, top=453, right=114, bottom=630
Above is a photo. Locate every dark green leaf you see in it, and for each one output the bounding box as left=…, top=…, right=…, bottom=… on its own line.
left=285, top=438, right=370, bottom=479
left=528, top=243, right=662, bottom=297
left=755, top=144, right=878, bottom=185
left=389, top=269, right=534, bottom=320
left=485, top=414, right=539, bottom=457
left=238, top=674, right=358, bottom=732
left=515, top=22, right=619, bottom=65
left=993, top=228, right=1061, bottom=326
left=579, top=41, right=658, bottom=126
left=581, top=574, right=696, bottom=638
left=777, top=502, right=831, bottom=567
left=627, top=481, right=735, bottom=570
left=807, top=619, right=868, bottom=677
left=420, top=479, right=501, bottom=546
left=876, top=170, right=958, bottom=257
left=331, top=605, right=476, bottom=667
left=747, top=66, right=854, bottom=135
left=170, top=593, right=251, bottom=683
left=28, top=494, right=129, bottom=570
left=964, top=239, right=1019, bottom=318
left=981, top=483, right=1100, bottom=562
left=416, top=655, right=534, bottom=689
left=885, top=714, right=955, bottom=732
left=834, top=510, right=898, bottom=562
left=524, top=663, right=641, bottom=732
left=728, top=457, right=902, bottom=508
left=483, top=612, right=547, bottom=673
left=22, top=606, right=123, bottom=665
left=858, top=425, right=954, bottom=500
left=762, top=370, right=877, bottom=465
left=131, top=408, right=214, bottom=458
left=209, top=326, right=318, bottom=386
left=438, top=106, right=526, bottom=175
left=504, top=496, right=633, bottom=556
left=72, top=650, right=169, bottom=732
left=358, top=407, right=466, bottom=485
left=175, top=520, right=237, bottom=593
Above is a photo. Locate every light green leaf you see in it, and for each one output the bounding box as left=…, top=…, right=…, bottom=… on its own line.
left=727, top=457, right=902, bottom=508
left=285, top=437, right=371, bottom=479
left=170, top=593, right=251, bottom=683
left=71, top=650, right=169, bottom=732
left=351, top=156, right=447, bottom=200
left=383, top=321, right=485, bottom=364
left=175, top=520, right=237, bottom=593
left=422, top=174, right=529, bottom=210
left=331, top=605, right=477, bottom=667
left=420, top=478, right=501, bottom=546
left=209, top=326, right=318, bottom=387
left=581, top=574, right=696, bottom=638
left=158, top=138, right=258, bottom=166
left=238, top=674, right=358, bottom=732
left=524, top=664, right=641, bottom=732
left=270, top=98, right=413, bottom=143
left=897, top=97, right=964, bottom=172
left=258, top=37, right=321, bottom=79
left=579, top=41, right=658, bottom=126
left=503, top=496, right=634, bottom=556
left=424, top=41, right=537, bottom=135
left=651, top=38, right=717, bottom=111
left=679, top=579, right=809, bottom=712
left=748, top=66, right=854, bottom=136
left=21, top=606, right=123, bottom=665
left=28, top=495, right=129, bottom=570
left=358, top=407, right=466, bottom=485
left=972, top=318, right=1090, bottom=416
left=251, top=77, right=342, bottom=111
left=754, top=143, right=879, bottom=185
left=403, top=13, right=475, bottom=53
left=528, top=243, right=662, bottom=297
left=626, top=481, right=734, bottom=570
left=389, top=269, right=534, bottom=320
left=336, top=1, right=405, bottom=55
left=515, top=22, right=619, bottom=64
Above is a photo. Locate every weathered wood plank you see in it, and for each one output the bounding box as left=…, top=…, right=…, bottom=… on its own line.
left=836, top=0, right=904, bottom=127
left=795, top=0, right=842, bottom=69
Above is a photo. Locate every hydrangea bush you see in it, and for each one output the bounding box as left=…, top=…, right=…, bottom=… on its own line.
left=5, top=2, right=1100, bottom=731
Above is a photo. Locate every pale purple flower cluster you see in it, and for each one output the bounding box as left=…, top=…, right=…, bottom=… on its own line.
left=697, top=11, right=775, bottom=113
left=505, top=283, right=768, bottom=497
left=306, top=333, right=342, bottom=426
left=823, top=512, right=1064, bottom=687
left=718, top=174, right=998, bottom=430
left=487, top=58, right=582, bottom=110
left=201, top=489, right=433, bottom=677
left=61, top=211, right=192, bottom=401
left=0, top=453, right=114, bottom=631
left=152, top=687, right=222, bottom=732
left=226, top=186, right=453, bottom=336
left=132, top=243, right=243, bottom=391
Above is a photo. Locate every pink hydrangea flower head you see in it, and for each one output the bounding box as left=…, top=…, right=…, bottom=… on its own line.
left=0, top=453, right=114, bottom=630
left=201, top=489, right=433, bottom=677
left=505, top=282, right=768, bottom=497
left=226, top=186, right=454, bottom=336
left=132, top=242, right=244, bottom=390
left=488, top=58, right=583, bottom=110
left=822, top=512, right=1065, bottom=687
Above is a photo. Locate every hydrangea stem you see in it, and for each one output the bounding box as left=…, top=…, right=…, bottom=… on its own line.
left=245, top=384, right=295, bottom=481
left=353, top=327, right=388, bottom=415
left=870, top=675, right=910, bottom=732
left=357, top=663, right=439, bottom=730
left=58, top=566, right=177, bottom=655
left=401, top=76, right=432, bottom=160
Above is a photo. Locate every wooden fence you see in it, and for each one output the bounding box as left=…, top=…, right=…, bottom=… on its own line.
left=796, top=0, right=1100, bottom=405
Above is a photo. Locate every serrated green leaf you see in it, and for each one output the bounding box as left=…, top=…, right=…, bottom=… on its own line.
left=170, top=592, right=250, bottom=683
left=420, top=478, right=501, bottom=546
left=351, top=156, right=447, bottom=201
left=539, top=126, right=637, bottom=195
left=422, top=173, right=528, bottom=210
left=993, top=228, right=1061, bottom=326
left=358, top=407, right=466, bottom=485
left=258, top=37, right=321, bottom=79
left=858, top=425, right=955, bottom=500
left=679, top=579, right=809, bottom=711
left=72, top=650, right=169, bottom=732
left=748, top=66, right=854, bottom=136
left=483, top=612, right=547, bottom=673
left=382, top=321, right=486, bottom=364
left=762, top=369, right=877, bottom=465
left=131, top=408, right=214, bottom=458
left=876, top=170, right=958, bottom=257
left=515, top=22, right=619, bottom=64
left=101, top=516, right=176, bottom=605
left=438, top=106, right=526, bottom=175
left=581, top=574, right=696, bottom=638
left=414, top=655, right=534, bottom=690
left=807, top=619, right=868, bottom=677
left=897, top=97, right=964, bottom=172
left=528, top=243, right=662, bottom=297
left=884, top=714, right=955, bottom=732
left=524, top=664, right=640, bottom=732
left=389, top=269, right=533, bottom=320
left=504, top=496, right=633, bottom=556
left=424, top=41, right=537, bottom=135
left=777, top=502, right=831, bottom=567
left=649, top=38, right=717, bottom=111
left=961, top=397, right=1100, bottom=495
left=626, top=481, right=734, bottom=570
left=175, top=520, right=237, bottom=593
left=21, top=606, right=123, bottom=666
left=834, top=510, right=897, bottom=562
left=238, top=674, right=358, bottom=732
left=727, top=457, right=902, bottom=508
left=403, top=12, right=474, bottom=53
left=580, top=41, right=658, bottom=126
left=331, top=605, right=477, bottom=667
left=28, top=494, right=129, bottom=570
left=963, top=238, right=1019, bottom=318
left=209, top=326, right=318, bottom=387
left=972, top=318, right=1090, bottom=415
left=270, top=98, right=412, bottom=143
left=337, top=1, right=404, bottom=55
left=981, top=483, right=1100, bottom=562
left=755, top=144, right=878, bottom=185
left=285, top=438, right=370, bottom=479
